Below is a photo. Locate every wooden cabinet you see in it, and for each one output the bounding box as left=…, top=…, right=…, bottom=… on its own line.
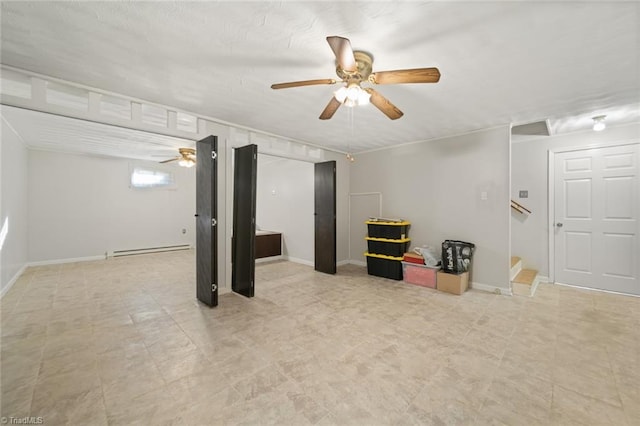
left=255, top=231, right=282, bottom=259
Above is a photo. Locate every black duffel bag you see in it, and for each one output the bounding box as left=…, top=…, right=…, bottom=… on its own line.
left=441, top=240, right=475, bottom=273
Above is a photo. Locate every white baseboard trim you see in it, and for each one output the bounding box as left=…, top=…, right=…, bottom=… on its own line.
left=283, top=256, right=314, bottom=267
left=256, top=256, right=351, bottom=268
left=256, top=255, right=284, bottom=264
left=28, top=255, right=106, bottom=267
left=537, top=275, right=550, bottom=284
left=1, top=264, right=28, bottom=299
left=470, top=281, right=512, bottom=296
left=347, top=260, right=367, bottom=267
left=554, top=281, right=640, bottom=298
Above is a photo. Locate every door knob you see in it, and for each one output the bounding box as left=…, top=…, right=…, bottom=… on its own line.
left=556, top=223, right=563, bottom=227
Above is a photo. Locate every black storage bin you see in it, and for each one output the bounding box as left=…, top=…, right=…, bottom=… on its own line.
left=441, top=240, right=475, bottom=273
left=366, top=221, right=410, bottom=239
left=366, top=238, right=410, bottom=257
left=365, top=253, right=403, bottom=280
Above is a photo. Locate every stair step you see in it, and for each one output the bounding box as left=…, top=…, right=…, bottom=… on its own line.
left=511, top=256, right=521, bottom=268
left=513, top=269, right=537, bottom=286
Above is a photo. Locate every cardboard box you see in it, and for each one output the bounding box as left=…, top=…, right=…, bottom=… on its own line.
left=403, top=252, right=425, bottom=265
left=436, top=271, right=469, bottom=295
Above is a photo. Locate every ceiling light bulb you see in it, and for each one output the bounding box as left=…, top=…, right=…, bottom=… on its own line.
left=179, top=158, right=195, bottom=168
left=334, top=87, right=347, bottom=103
left=592, top=115, right=606, bottom=131
left=346, top=85, right=360, bottom=102
left=358, top=89, right=371, bottom=106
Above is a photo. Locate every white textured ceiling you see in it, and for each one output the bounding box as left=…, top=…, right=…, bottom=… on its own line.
left=1, top=1, right=639, bottom=154
left=1, top=106, right=194, bottom=162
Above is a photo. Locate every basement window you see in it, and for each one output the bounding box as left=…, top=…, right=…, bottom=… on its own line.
left=130, top=168, right=175, bottom=189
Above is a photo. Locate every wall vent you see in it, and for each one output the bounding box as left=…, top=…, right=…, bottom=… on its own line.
left=107, top=244, right=191, bottom=258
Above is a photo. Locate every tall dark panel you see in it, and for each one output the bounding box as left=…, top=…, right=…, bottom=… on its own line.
left=195, top=136, right=218, bottom=307
left=314, top=161, right=337, bottom=274
left=232, top=144, right=257, bottom=297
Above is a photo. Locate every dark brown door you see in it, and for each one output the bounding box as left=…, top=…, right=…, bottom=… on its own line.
left=315, top=161, right=336, bottom=274
left=195, top=136, right=218, bottom=307
left=232, top=144, right=257, bottom=297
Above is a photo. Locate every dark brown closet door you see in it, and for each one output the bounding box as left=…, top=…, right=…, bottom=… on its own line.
left=232, top=144, right=257, bottom=297
left=196, top=136, right=218, bottom=307
left=314, top=161, right=336, bottom=274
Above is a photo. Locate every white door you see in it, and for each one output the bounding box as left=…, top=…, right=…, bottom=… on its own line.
left=554, top=143, right=639, bottom=295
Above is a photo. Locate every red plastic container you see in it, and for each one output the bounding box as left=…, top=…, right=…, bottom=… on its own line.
left=402, top=262, right=439, bottom=288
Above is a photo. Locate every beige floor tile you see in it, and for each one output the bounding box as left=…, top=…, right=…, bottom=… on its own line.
left=1, top=250, right=638, bottom=425
left=105, top=385, right=186, bottom=426
left=217, top=348, right=271, bottom=382
left=232, top=365, right=296, bottom=403
left=101, top=365, right=165, bottom=409
left=552, top=361, right=622, bottom=407
left=30, top=369, right=102, bottom=420
left=0, top=381, right=35, bottom=418
left=551, top=385, right=628, bottom=425
left=482, top=375, right=552, bottom=422
left=407, top=398, right=480, bottom=425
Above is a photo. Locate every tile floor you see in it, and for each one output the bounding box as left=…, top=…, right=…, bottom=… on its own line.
left=1, top=250, right=638, bottom=425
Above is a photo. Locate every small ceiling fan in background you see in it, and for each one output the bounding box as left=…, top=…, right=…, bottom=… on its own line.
left=271, top=36, right=441, bottom=120
left=158, top=147, right=196, bottom=167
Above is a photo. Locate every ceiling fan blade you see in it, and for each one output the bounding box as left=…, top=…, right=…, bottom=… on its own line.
left=319, top=97, right=342, bottom=120
left=365, top=88, right=404, bottom=120
left=369, top=67, right=441, bottom=85
left=271, top=79, right=336, bottom=90
left=159, top=157, right=179, bottom=164
left=326, top=36, right=357, bottom=73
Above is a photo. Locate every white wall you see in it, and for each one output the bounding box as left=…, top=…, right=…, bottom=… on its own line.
left=256, top=155, right=314, bottom=263
left=350, top=126, right=512, bottom=291
left=0, top=116, right=29, bottom=296
left=511, top=123, right=640, bottom=276
left=28, top=150, right=196, bottom=262
left=224, top=129, right=351, bottom=282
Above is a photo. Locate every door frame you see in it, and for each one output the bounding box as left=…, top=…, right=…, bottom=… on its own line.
left=547, top=140, right=640, bottom=284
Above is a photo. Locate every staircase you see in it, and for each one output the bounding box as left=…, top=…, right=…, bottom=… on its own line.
left=511, top=256, right=540, bottom=297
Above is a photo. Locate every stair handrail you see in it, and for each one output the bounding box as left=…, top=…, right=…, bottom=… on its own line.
left=511, top=199, right=532, bottom=215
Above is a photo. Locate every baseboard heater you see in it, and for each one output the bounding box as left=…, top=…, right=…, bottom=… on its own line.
left=107, top=244, right=191, bottom=258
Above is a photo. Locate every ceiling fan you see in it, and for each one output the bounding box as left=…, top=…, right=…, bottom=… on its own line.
left=271, top=36, right=440, bottom=120
left=159, top=147, right=196, bottom=167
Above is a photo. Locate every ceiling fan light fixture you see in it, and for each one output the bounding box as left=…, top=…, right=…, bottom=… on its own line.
left=333, top=84, right=370, bottom=107
left=178, top=158, right=195, bottom=168
left=592, top=115, right=606, bottom=131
